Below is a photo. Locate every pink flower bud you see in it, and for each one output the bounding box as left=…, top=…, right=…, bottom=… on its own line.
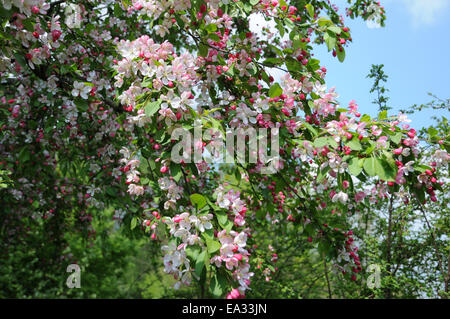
left=173, top=216, right=182, bottom=223
left=160, top=166, right=168, bottom=174
left=52, top=29, right=62, bottom=41
left=229, top=288, right=240, bottom=299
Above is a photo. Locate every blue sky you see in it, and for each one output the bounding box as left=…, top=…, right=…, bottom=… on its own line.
left=313, top=0, right=450, bottom=129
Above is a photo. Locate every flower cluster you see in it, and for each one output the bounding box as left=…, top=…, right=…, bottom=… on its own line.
left=335, top=230, right=362, bottom=281
left=211, top=229, right=254, bottom=297
left=215, top=185, right=248, bottom=227
left=119, top=147, right=143, bottom=196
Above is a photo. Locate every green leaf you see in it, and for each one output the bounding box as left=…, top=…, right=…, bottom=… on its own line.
left=0, top=6, right=13, bottom=21
left=363, top=157, right=396, bottom=181
left=74, top=98, right=89, bottom=112
left=327, top=26, right=341, bottom=34
left=414, top=188, right=425, bottom=204
left=243, top=1, right=252, bottom=13
left=202, top=228, right=214, bottom=241
left=207, top=33, right=221, bottom=42
left=275, top=21, right=285, bottom=37
left=378, top=110, right=387, bottom=121
left=216, top=210, right=232, bottom=231
left=363, top=157, right=380, bottom=177
left=318, top=17, right=332, bottom=27
left=314, top=137, right=338, bottom=149
left=391, top=132, right=403, bottom=144
left=174, top=15, right=185, bottom=28
left=210, top=273, right=228, bottom=298
left=205, top=23, right=217, bottom=33
left=317, top=165, right=330, bottom=182
left=139, top=157, right=149, bottom=173
left=307, top=100, right=316, bottom=112
left=306, top=4, right=315, bottom=18
left=293, top=37, right=303, bottom=50
left=328, top=138, right=338, bottom=148
left=199, top=44, right=208, bottom=57
left=380, top=161, right=396, bottom=182
left=130, top=217, right=138, bottom=230
left=284, top=17, right=294, bottom=29
left=365, top=142, right=376, bottom=155
left=414, top=164, right=432, bottom=173
left=19, top=147, right=30, bottom=163
left=428, top=127, right=438, bottom=137
left=348, top=157, right=363, bottom=176
left=190, top=193, right=207, bottom=209
left=308, top=58, right=320, bottom=71
left=144, top=99, right=161, bottom=118
left=186, top=245, right=201, bottom=261
left=114, top=3, right=122, bottom=16
left=235, top=168, right=241, bottom=182
left=279, top=0, right=287, bottom=10
left=324, top=32, right=337, bottom=52
left=360, top=114, right=371, bottom=123
left=195, top=250, right=207, bottom=278
left=268, top=83, right=283, bottom=98
left=206, top=238, right=221, bottom=254
left=170, top=162, right=182, bottom=182
left=13, top=53, right=27, bottom=69
left=318, top=240, right=332, bottom=256
left=106, top=187, right=116, bottom=196
left=255, top=209, right=265, bottom=220
left=303, top=122, right=318, bottom=136
left=263, top=57, right=283, bottom=66
left=337, top=48, right=345, bottom=62
left=248, top=63, right=257, bottom=76
left=22, top=19, right=34, bottom=32
left=285, top=58, right=302, bottom=73
left=346, top=139, right=362, bottom=151
left=314, top=137, right=329, bottom=148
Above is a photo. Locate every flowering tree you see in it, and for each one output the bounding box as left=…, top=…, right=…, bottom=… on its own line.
left=1, top=0, right=448, bottom=298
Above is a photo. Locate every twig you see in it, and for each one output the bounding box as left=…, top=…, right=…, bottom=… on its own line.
left=323, top=256, right=332, bottom=299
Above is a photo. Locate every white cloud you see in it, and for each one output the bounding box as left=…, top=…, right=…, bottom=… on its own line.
left=399, top=0, right=449, bottom=26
